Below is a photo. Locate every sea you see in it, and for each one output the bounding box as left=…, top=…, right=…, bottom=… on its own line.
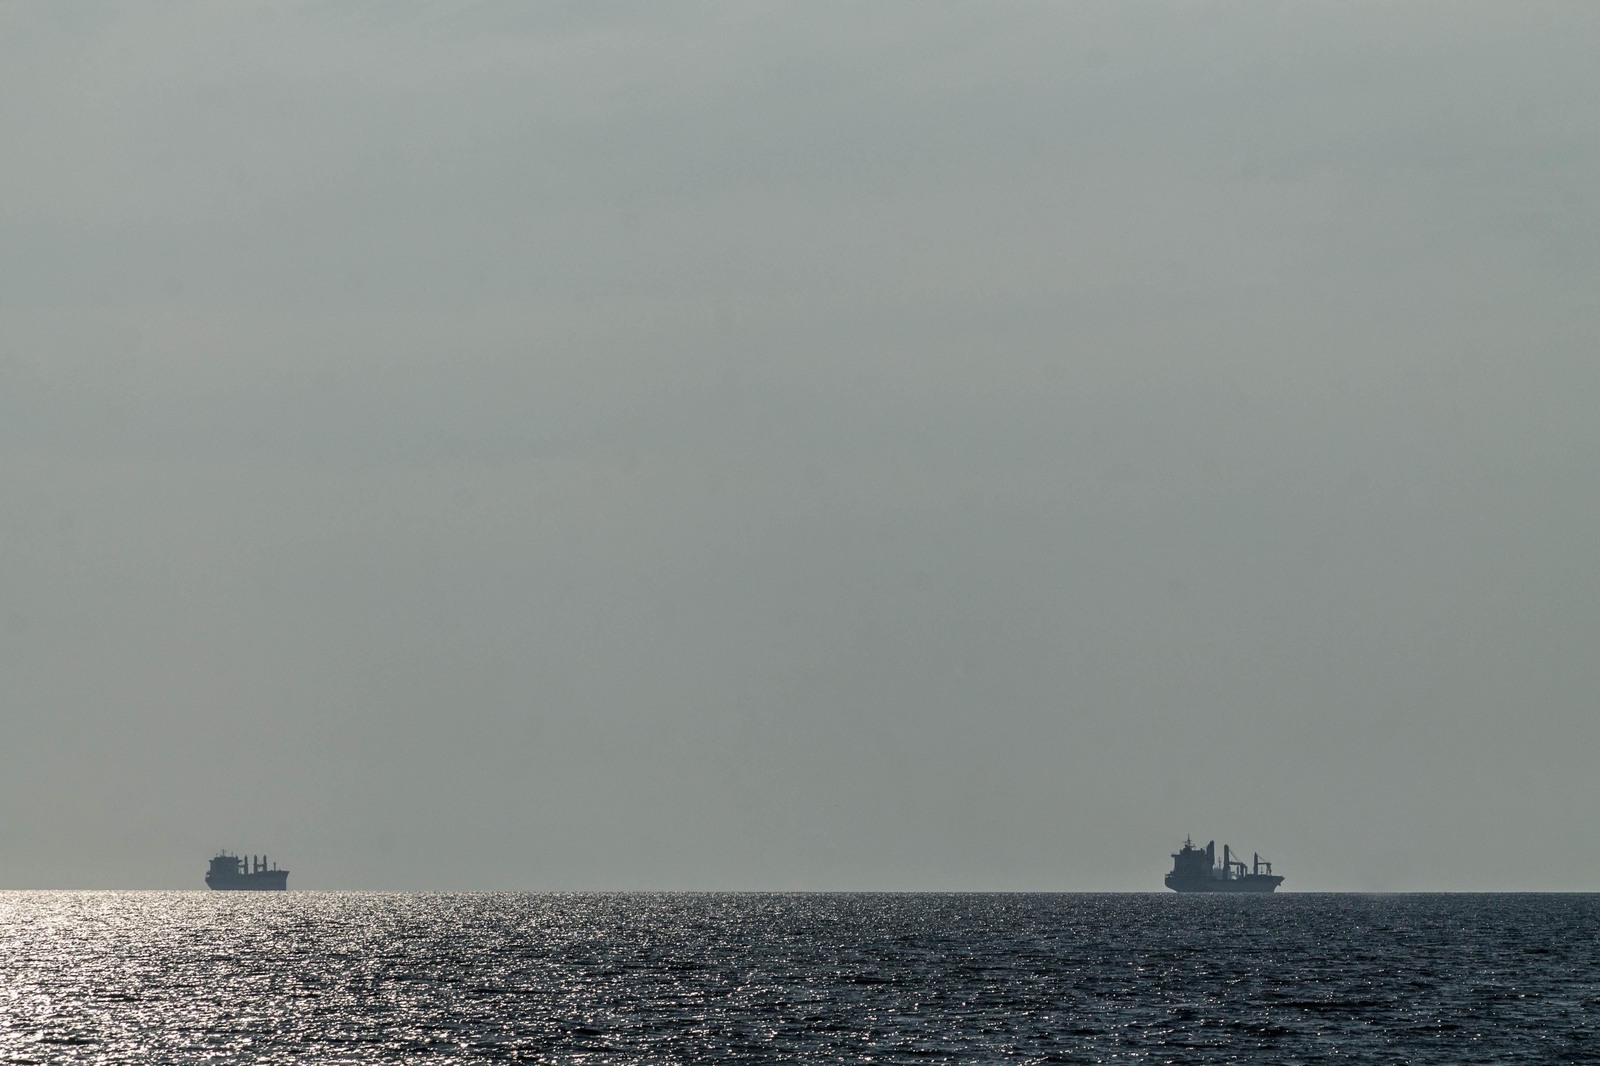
left=1, top=892, right=1595, bottom=1063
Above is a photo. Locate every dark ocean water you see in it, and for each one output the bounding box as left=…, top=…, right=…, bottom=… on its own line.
left=1, top=892, right=1596, bottom=1064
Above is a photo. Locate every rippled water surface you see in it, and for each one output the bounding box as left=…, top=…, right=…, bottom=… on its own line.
left=2, top=892, right=1596, bottom=1063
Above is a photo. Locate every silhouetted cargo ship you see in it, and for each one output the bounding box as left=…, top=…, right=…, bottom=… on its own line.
left=1166, top=837, right=1283, bottom=892
left=205, top=852, right=288, bottom=891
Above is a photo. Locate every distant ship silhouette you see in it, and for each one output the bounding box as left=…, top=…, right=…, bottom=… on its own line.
left=1165, top=837, right=1283, bottom=892
left=205, top=852, right=288, bottom=891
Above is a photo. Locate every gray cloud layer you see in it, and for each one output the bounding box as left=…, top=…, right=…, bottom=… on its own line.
left=2, top=2, right=1597, bottom=889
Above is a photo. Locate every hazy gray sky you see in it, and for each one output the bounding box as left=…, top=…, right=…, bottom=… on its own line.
left=3, top=1, right=1597, bottom=890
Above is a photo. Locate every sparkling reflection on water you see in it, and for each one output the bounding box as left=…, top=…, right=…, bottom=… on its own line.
left=1, top=892, right=1596, bottom=1063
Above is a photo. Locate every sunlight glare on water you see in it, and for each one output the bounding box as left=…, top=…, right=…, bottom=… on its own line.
left=1, top=892, right=1597, bottom=1063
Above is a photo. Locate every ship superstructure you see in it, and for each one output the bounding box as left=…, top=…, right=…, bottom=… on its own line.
left=1165, top=837, right=1283, bottom=893
left=205, top=852, right=289, bottom=891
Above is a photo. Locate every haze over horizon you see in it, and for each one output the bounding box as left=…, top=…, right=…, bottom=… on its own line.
left=3, top=2, right=1596, bottom=892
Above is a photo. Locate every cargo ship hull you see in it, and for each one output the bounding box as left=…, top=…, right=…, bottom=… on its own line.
left=206, top=871, right=289, bottom=891
left=1164, top=875, right=1283, bottom=893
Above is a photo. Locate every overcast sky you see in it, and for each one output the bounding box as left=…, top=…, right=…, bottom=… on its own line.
left=2, top=1, right=1597, bottom=891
